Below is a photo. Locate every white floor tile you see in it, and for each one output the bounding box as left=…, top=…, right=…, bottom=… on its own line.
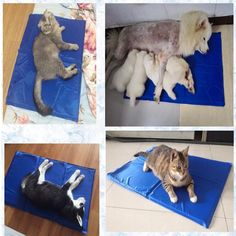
left=226, top=218, right=234, bottom=232
left=106, top=207, right=228, bottom=232
left=106, top=141, right=140, bottom=173
left=209, top=145, right=233, bottom=162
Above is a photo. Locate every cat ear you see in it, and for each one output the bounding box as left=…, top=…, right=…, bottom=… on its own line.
left=170, top=149, right=178, bottom=162
left=182, top=146, right=189, bottom=157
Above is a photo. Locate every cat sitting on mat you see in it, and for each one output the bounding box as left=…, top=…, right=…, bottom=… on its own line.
left=135, top=145, right=197, bottom=203
left=21, top=159, right=86, bottom=228
left=33, top=10, right=79, bottom=116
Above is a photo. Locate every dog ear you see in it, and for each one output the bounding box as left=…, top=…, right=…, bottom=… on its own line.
left=196, top=17, right=207, bottom=31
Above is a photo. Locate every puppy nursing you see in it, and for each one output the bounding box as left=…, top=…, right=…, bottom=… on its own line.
left=126, top=51, right=148, bottom=106
left=21, top=159, right=86, bottom=228
left=110, top=49, right=138, bottom=92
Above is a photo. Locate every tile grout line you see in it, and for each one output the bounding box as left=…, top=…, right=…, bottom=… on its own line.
left=220, top=198, right=229, bottom=231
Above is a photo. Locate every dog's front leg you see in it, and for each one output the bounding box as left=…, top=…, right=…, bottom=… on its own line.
left=154, top=61, right=166, bottom=103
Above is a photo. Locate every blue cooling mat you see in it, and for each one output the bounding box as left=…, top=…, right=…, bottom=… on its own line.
left=125, top=33, right=225, bottom=106
left=5, top=151, right=95, bottom=234
left=6, top=14, right=86, bottom=122
left=107, top=148, right=231, bottom=228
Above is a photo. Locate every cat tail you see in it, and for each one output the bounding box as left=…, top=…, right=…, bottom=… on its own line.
left=134, top=151, right=149, bottom=157
left=34, top=73, right=52, bottom=116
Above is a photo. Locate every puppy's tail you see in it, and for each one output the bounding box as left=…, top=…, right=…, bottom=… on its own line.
left=106, top=29, right=119, bottom=68
left=34, top=73, right=52, bottom=116
left=134, top=151, right=149, bottom=157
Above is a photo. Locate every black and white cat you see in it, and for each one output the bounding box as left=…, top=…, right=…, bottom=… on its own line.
left=21, top=159, right=86, bottom=228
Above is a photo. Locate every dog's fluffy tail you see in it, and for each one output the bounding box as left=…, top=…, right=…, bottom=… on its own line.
left=134, top=151, right=148, bottom=157
left=106, top=29, right=119, bottom=68
left=34, top=73, right=52, bottom=116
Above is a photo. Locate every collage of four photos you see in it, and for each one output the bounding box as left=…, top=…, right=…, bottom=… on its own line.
left=2, top=2, right=234, bottom=236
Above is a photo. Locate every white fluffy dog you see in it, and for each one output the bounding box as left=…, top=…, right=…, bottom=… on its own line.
left=110, top=49, right=138, bottom=92
left=144, top=53, right=195, bottom=100
left=126, top=50, right=148, bottom=106
left=163, top=56, right=195, bottom=100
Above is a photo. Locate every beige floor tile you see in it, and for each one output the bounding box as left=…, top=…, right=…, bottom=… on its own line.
left=106, top=207, right=228, bottom=232
left=106, top=141, right=140, bottom=173
left=106, top=182, right=169, bottom=212
left=226, top=218, right=234, bottom=232
left=209, top=145, right=233, bottom=162
left=180, top=25, right=233, bottom=126
left=221, top=170, right=234, bottom=219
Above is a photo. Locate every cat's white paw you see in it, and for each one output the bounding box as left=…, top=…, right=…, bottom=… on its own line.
left=190, top=195, right=198, bottom=203
left=169, top=94, right=176, bottom=100
left=72, top=44, right=79, bottom=50
left=170, top=196, right=178, bottom=203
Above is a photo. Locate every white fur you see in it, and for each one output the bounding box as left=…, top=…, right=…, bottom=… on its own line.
left=143, top=53, right=160, bottom=85
left=110, top=49, right=138, bottom=92
left=179, top=11, right=212, bottom=56
left=38, top=159, right=53, bottom=185
left=170, top=195, right=178, bottom=203
left=126, top=50, right=148, bottom=106
left=190, top=195, right=198, bottom=203
left=163, top=56, right=195, bottom=100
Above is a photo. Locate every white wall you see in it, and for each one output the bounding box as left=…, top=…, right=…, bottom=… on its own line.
left=106, top=3, right=233, bottom=28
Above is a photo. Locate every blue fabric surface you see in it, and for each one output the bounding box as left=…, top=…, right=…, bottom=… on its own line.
left=107, top=148, right=231, bottom=228
left=6, top=14, right=86, bottom=121
left=125, top=33, right=225, bottom=106
left=5, top=151, right=95, bottom=234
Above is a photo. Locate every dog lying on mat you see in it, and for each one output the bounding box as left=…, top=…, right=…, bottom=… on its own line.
left=21, top=159, right=86, bottom=228
left=106, top=11, right=212, bottom=102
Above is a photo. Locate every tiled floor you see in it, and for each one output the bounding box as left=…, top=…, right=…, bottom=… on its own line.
left=106, top=141, right=234, bottom=232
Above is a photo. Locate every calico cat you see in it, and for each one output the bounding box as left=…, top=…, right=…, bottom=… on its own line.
left=135, top=145, right=197, bottom=203
left=33, top=10, right=79, bottom=116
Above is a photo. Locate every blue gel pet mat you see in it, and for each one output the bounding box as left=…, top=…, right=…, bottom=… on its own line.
left=5, top=151, right=95, bottom=234
left=107, top=147, right=231, bottom=228
left=125, top=33, right=225, bottom=106
left=6, top=14, right=86, bottom=122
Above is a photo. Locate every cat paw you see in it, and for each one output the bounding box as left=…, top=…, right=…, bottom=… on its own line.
left=60, top=26, right=65, bottom=31
left=170, top=196, right=178, bottom=203
left=190, top=195, right=198, bottom=203
left=72, top=68, right=78, bottom=75
left=143, top=162, right=149, bottom=172
left=71, top=44, right=79, bottom=50
left=69, top=64, right=77, bottom=70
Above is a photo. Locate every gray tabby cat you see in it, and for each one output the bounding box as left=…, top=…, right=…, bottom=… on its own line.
left=135, top=145, right=197, bottom=203
left=33, top=10, right=79, bottom=116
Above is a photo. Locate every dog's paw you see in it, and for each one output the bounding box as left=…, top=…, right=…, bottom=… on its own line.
left=190, top=195, right=198, bottom=203
left=169, top=94, right=176, bottom=100
left=154, top=96, right=160, bottom=103
left=170, top=196, right=178, bottom=203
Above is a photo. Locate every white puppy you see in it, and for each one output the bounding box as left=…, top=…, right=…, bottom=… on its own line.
left=110, top=49, right=138, bottom=92
left=163, top=56, right=195, bottom=100
left=126, top=50, right=148, bottom=106
left=143, top=53, right=160, bottom=85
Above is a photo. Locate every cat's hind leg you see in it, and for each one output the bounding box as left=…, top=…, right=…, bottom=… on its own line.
left=143, top=162, right=150, bottom=172
left=56, top=60, right=78, bottom=79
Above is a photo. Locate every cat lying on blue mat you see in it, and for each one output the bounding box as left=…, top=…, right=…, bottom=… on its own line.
left=33, top=10, right=79, bottom=116
left=21, top=159, right=86, bottom=229
left=135, top=145, right=197, bottom=203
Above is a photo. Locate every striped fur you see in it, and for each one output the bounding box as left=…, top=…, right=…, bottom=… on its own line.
left=135, top=145, right=197, bottom=203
